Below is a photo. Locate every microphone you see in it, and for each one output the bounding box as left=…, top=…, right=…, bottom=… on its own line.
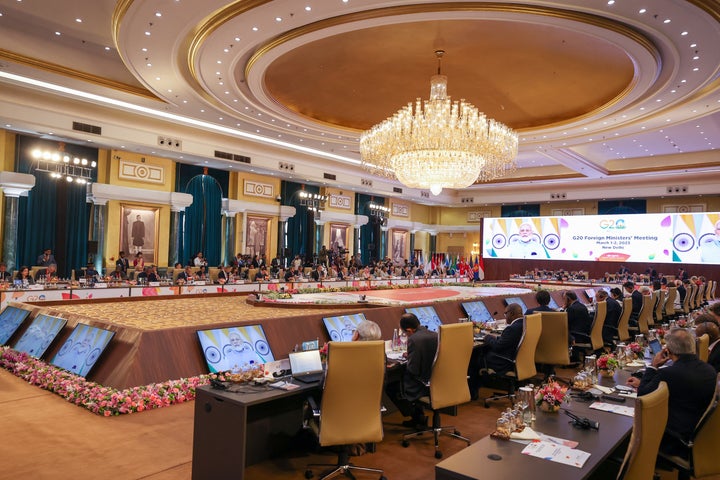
left=562, top=409, right=599, bottom=430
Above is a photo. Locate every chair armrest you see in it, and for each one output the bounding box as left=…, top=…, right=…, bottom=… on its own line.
left=306, top=396, right=320, bottom=417
left=663, top=427, right=693, bottom=449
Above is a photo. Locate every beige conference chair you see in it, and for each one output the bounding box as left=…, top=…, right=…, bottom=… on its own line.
left=401, top=322, right=473, bottom=459
left=304, top=340, right=386, bottom=480
left=573, top=300, right=606, bottom=356
left=535, top=312, right=572, bottom=379
left=664, top=286, right=677, bottom=321
left=697, top=334, right=710, bottom=363
left=616, top=381, right=669, bottom=480
left=483, top=313, right=542, bottom=407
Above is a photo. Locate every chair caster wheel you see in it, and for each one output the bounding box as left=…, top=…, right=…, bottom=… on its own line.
left=379, top=476, right=387, bottom=480
left=435, top=451, right=443, bottom=459
left=401, top=440, right=409, bottom=448
left=304, top=470, right=314, bottom=478
left=483, top=402, right=489, bottom=408
left=454, top=430, right=461, bottom=436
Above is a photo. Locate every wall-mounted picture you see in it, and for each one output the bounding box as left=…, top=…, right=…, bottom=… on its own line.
left=120, top=204, right=159, bottom=265
left=246, top=215, right=270, bottom=258
left=330, top=223, right=348, bottom=253
left=392, top=230, right=407, bottom=264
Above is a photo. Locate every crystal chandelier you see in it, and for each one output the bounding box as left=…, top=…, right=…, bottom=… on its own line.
left=360, top=50, right=518, bottom=196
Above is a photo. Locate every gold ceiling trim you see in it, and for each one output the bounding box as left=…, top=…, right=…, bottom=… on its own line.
left=480, top=172, right=584, bottom=185
left=179, top=2, right=658, bottom=133
left=607, top=160, right=720, bottom=176
left=687, top=0, right=720, bottom=22
left=243, top=2, right=657, bottom=131
left=0, top=48, right=158, bottom=101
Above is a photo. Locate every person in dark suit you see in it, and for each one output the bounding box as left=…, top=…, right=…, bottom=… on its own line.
left=36, top=248, right=56, bottom=267
left=0, top=262, right=13, bottom=282
left=563, top=291, right=591, bottom=344
left=624, top=281, right=642, bottom=325
left=386, top=313, right=438, bottom=429
left=598, top=289, right=622, bottom=344
left=696, top=317, right=720, bottom=373
left=175, top=265, right=195, bottom=284
left=525, top=289, right=555, bottom=314
left=627, top=328, right=716, bottom=458
left=116, top=251, right=130, bottom=274
left=468, top=303, right=525, bottom=400
left=676, top=279, right=687, bottom=305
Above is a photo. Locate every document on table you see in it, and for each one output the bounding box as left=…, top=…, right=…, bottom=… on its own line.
left=521, top=441, right=590, bottom=468
left=589, top=401, right=634, bottom=417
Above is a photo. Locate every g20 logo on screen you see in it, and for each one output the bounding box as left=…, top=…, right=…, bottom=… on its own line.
left=599, top=218, right=627, bottom=230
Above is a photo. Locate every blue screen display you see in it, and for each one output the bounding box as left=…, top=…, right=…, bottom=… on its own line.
left=405, top=306, right=443, bottom=332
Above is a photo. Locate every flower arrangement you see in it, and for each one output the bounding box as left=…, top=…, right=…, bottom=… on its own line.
left=597, top=353, right=620, bottom=371
left=319, top=343, right=329, bottom=363
left=0, top=346, right=210, bottom=416
left=628, top=342, right=643, bottom=356
left=676, top=318, right=687, bottom=328
left=535, top=380, right=569, bottom=410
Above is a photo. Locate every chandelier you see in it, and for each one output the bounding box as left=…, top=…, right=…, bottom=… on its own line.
left=360, top=50, right=518, bottom=196
left=31, top=145, right=96, bottom=185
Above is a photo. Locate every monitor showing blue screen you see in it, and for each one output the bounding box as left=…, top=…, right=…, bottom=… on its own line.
left=0, top=305, right=31, bottom=345
left=13, top=314, right=67, bottom=358
left=504, top=297, right=528, bottom=313
left=461, top=301, right=494, bottom=323
left=50, top=323, right=115, bottom=377
left=197, top=324, right=275, bottom=373
left=405, top=306, right=443, bottom=332
left=322, top=313, right=367, bottom=342
left=548, top=296, right=560, bottom=310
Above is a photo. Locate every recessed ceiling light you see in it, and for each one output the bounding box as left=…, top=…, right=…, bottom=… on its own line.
left=104, top=46, right=111, bottom=51
left=693, top=55, right=699, bottom=60
left=55, top=31, right=61, bottom=36
left=216, top=60, right=221, bottom=64
left=607, top=0, right=614, bottom=4
left=142, top=48, right=147, bottom=52
left=145, top=31, right=151, bottom=36
left=183, top=100, right=187, bottom=103
left=75, top=18, right=82, bottom=23
left=146, top=63, right=152, bottom=67
left=275, top=17, right=282, bottom=22
left=681, top=31, right=688, bottom=36
left=638, top=8, right=646, bottom=13
left=663, top=19, right=671, bottom=24
left=200, top=109, right=205, bottom=112
left=155, top=76, right=160, bottom=80
left=252, top=26, right=258, bottom=31
left=690, top=43, right=697, bottom=47
left=167, top=89, right=172, bottom=93
left=155, top=12, right=162, bottom=17
left=305, top=6, right=311, bottom=11
left=693, top=67, right=699, bottom=71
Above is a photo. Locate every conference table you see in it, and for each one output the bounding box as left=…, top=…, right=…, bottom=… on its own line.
left=436, top=371, right=635, bottom=480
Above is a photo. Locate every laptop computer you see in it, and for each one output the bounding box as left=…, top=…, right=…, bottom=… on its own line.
left=288, top=350, right=324, bottom=384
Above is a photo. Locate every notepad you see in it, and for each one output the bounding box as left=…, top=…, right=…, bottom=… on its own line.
left=589, top=401, right=634, bottom=417
left=521, top=441, right=590, bottom=468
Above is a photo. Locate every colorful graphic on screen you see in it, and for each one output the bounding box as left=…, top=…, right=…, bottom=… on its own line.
left=461, top=301, right=494, bottom=323
left=197, top=325, right=275, bottom=373
left=13, top=314, right=67, bottom=358
left=405, top=306, right=443, bottom=332
left=50, top=323, right=115, bottom=377
left=0, top=306, right=31, bottom=345
left=483, top=212, right=720, bottom=264
left=322, top=313, right=367, bottom=342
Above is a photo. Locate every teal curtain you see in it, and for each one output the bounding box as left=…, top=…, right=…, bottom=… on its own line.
left=281, top=181, right=317, bottom=263
left=356, top=193, right=385, bottom=266
left=15, top=135, right=96, bottom=277
left=182, top=175, right=223, bottom=266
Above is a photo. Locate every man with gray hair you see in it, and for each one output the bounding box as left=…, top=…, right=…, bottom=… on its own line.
left=627, top=328, right=716, bottom=457
left=352, top=319, right=382, bottom=341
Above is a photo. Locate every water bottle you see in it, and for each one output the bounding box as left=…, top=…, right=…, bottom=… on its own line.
left=399, top=331, right=408, bottom=352
left=392, top=329, right=399, bottom=352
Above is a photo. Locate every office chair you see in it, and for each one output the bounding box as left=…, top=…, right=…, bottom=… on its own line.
left=658, top=374, right=720, bottom=480
left=616, top=381, right=669, bottom=480
left=534, top=312, right=572, bottom=381
left=663, top=287, right=677, bottom=321
left=676, top=284, right=692, bottom=318
left=693, top=284, right=706, bottom=311
left=629, top=295, right=651, bottom=336
left=401, top=322, right=473, bottom=459
left=652, top=290, right=664, bottom=325
left=482, top=313, right=542, bottom=407
left=697, top=334, right=710, bottom=363
left=573, top=300, right=606, bottom=357
left=304, top=340, right=386, bottom=480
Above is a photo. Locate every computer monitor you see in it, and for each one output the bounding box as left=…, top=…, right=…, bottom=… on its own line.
left=461, top=301, right=494, bottom=323
left=50, top=323, right=115, bottom=377
left=197, top=324, right=275, bottom=373
left=547, top=296, right=560, bottom=310
left=504, top=297, right=528, bottom=313
left=12, top=313, right=67, bottom=358
left=584, top=288, right=596, bottom=301
left=322, top=313, right=367, bottom=342
left=404, top=306, right=443, bottom=332
left=0, top=305, right=32, bottom=345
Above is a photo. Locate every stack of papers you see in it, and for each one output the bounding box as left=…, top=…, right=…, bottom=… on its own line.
left=521, top=441, right=591, bottom=468
left=589, top=401, right=634, bottom=417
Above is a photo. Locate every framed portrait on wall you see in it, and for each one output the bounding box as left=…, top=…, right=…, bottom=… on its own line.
left=120, top=204, right=159, bottom=265
left=246, top=215, right=270, bottom=257
left=329, top=223, right=348, bottom=254
left=392, top=230, right=407, bottom=264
